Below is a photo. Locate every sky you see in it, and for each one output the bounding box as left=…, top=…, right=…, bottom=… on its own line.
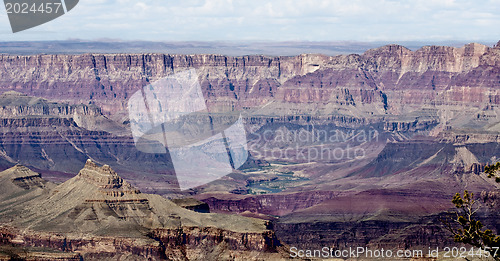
left=0, top=0, right=499, bottom=43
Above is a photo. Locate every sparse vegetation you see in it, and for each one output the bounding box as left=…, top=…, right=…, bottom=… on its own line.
left=485, top=162, right=500, bottom=183
left=444, top=162, right=500, bottom=260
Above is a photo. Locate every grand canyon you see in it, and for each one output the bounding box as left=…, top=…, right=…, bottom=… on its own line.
left=0, top=40, right=499, bottom=260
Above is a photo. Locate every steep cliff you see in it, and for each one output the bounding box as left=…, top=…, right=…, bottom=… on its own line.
left=0, top=162, right=284, bottom=260
left=1, top=42, right=500, bottom=256
left=0, top=42, right=498, bottom=120
left=0, top=91, right=180, bottom=194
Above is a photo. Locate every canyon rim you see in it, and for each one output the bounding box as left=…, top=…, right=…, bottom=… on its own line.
left=0, top=41, right=499, bottom=260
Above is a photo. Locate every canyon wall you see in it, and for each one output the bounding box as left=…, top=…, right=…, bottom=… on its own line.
left=0, top=43, right=498, bottom=117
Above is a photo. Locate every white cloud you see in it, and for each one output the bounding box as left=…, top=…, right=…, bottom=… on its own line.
left=0, top=0, right=497, bottom=42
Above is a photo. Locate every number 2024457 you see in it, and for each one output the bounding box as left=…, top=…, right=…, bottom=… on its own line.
left=5, top=2, right=63, bottom=14
left=441, top=247, right=499, bottom=259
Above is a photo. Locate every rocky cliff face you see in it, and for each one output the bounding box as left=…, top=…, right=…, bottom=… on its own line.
left=77, top=159, right=140, bottom=192
left=0, top=91, right=180, bottom=194
left=2, top=164, right=48, bottom=190
left=0, top=162, right=285, bottom=260
left=194, top=136, right=500, bottom=251
left=1, top=43, right=499, bottom=189
left=0, top=91, right=101, bottom=117
left=274, top=217, right=455, bottom=251
left=0, top=42, right=498, bottom=119
left=1, top=42, right=500, bottom=257
left=196, top=190, right=345, bottom=216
